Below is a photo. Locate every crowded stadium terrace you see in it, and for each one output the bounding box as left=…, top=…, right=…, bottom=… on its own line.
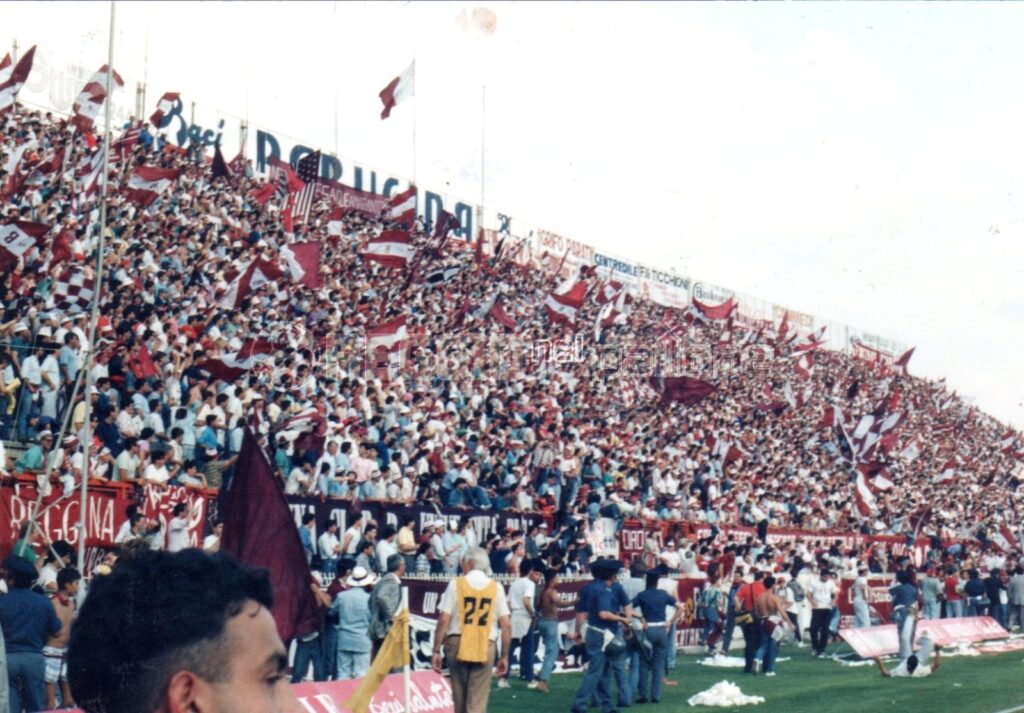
left=1, top=94, right=1022, bottom=572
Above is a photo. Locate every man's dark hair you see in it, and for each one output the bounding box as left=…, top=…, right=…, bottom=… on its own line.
left=301, top=512, right=316, bottom=526
left=68, top=550, right=273, bottom=713
left=764, top=575, right=776, bottom=589
left=906, top=654, right=920, bottom=674
left=57, top=566, right=81, bottom=590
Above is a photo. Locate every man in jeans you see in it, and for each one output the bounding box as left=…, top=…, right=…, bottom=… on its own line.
left=735, top=572, right=765, bottom=673
left=889, top=570, right=919, bottom=660
left=0, top=556, right=61, bottom=713
left=632, top=570, right=684, bottom=703
left=753, top=576, right=792, bottom=676
left=808, top=568, right=838, bottom=657
left=502, top=558, right=540, bottom=688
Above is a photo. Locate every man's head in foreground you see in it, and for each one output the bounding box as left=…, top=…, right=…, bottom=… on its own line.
left=68, top=549, right=300, bottom=713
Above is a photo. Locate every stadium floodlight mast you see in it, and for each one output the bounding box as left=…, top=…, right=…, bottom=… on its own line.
left=76, top=0, right=116, bottom=597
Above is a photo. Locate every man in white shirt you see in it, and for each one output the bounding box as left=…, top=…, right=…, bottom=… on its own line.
left=166, top=502, right=192, bottom=552
left=808, top=569, right=839, bottom=656
left=317, top=520, right=342, bottom=577
left=143, top=452, right=171, bottom=488
left=284, top=462, right=314, bottom=494
left=341, top=513, right=365, bottom=556
left=375, top=526, right=398, bottom=572
left=502, top=559, right=541, bottom=688
left=875, top=636, right=941, bottom=678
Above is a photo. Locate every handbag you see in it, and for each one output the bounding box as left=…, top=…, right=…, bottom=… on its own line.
left=603, top=630, right=627, bottom=657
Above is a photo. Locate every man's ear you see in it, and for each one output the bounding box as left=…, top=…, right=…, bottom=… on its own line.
left=165, top=670, right=211, bottom=713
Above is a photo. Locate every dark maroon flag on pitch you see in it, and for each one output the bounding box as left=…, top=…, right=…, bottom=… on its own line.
left=649, top=376, right=716, bottom=405
left=220, top=429, right=320, bottom=642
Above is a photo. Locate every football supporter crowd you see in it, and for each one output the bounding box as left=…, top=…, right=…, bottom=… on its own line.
left=2, top=100, right=1022, bottom=564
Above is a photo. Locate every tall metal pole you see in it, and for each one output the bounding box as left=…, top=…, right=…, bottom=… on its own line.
left=77, top=0, right=117, bottom=591
left=477, top=84, right=486, bottom=239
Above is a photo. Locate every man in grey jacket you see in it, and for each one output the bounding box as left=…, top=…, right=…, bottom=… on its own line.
left=1009, top=566, right=1024, bottom=632
left=369, top=554, right=406, bottom=657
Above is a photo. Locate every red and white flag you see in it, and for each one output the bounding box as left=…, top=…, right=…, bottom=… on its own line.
left=364, top=230, right=414, bottom=269
left=220, top=259, right=286, bottom=309
left=794, top=352, right=814, bottom=380
left=366, top=316, right=408, bottom=351
left=692, top=295, right=736, bottom=321
left=383, top=185, right=417, bottom=225
left=379, top=60, right=415, bottom=119
left=71, top=64, right=124, bottom=133
left=0, top=54, right=10, bottom=85
left=819, top=405, right=845, bottom=429
left=595, top=279, right=624, bottom=305
left=934, top=460, right=957, bottom=484
left=853, top=471, right=877, bottom=518
left=900, top=439, right=920, bottom=462
left=52, top=267, right=96, bottom=313
left=326, top=206, right=347, bottom=237
left=123, top=166, right=181, bottom=207
left=895, top=346, right=915, bottom=374
left=149, top=91, right=179, bottom=127
left=991, top=524, right=1020, bottom=553
left=544, top=281, right=588, bottom=325
left=280, top=242, right=321, bottom=289
left=195, top=339, right=279, bottom=382
left=0, top=221, right=49, bottom=271
left=489, top=298, right=517, bottom=332
left=77, top=146, right=106, bottom=204
left=0, top=46, right=35, bottom=115
left=997, top=430, right=1017, bottom=455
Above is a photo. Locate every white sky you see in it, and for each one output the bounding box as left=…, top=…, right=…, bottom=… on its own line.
left=3, top=1, right=1023, bottom=426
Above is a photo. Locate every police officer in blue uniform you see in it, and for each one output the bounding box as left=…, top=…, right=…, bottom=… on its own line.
left=572, top=559, right=632, bottom=713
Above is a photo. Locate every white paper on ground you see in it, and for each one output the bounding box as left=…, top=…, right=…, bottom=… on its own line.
left=687, top=681, right=766, bottom=707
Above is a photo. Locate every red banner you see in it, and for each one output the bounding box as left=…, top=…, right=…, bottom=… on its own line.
left=0, top=480, right=130, bottom=554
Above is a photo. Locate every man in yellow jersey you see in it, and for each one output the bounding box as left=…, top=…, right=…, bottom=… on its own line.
left=431, top=547, right=511, bottom=713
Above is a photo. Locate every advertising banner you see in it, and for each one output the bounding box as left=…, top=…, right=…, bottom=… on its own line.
left=840, top=616, right=1008, bottom=658
left=0, top=480, right=130, bottom=552
left=292, top=671, right=454, bottom=713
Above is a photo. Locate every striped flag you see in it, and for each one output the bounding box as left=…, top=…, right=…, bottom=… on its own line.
left=71, top=65, right=124, bottom=133
left=0, top=46, right=35, bottom=115
left=292, top=150, right=321, bottom=225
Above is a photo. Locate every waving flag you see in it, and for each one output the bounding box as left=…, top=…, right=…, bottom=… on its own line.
left=149, top=91, right=179, bottom=127
left=0, top=46, right=35, bottom=115
left=489, top=297, right=517, bottom=332
left=220, top=259, right=286, bottom=309
left=895, top=346, right=916, bottom=374
left=367, top=316, right=408, bottom=351
left=544, top=280, right=588, bottom=325
left=692, top=295, right=736, bottom=321
left=196, top=339, right=279, bottom=382
left=991, top=524, right=1020, bottom=554
left=0, top=220, right=49, bottom=271
left=383, top=185, right=417, bottom=226
left=281, top=242, right=321, bottom=289
left=379, top=60, right=415, bottom=119
left=122, top=166, right=181, bottom=207
left=52, top=268, right=96, bottom=313
left=595, top=279, right=624, bottom=305
left=364, top=230, right=414, bottom=269
left=853, top=471, right=877, bottom=518
left=71, top=64, right=124, bottom=133
left=649, top=376, right=716, bottom=406
left=291, top=150, right=321, bottom=224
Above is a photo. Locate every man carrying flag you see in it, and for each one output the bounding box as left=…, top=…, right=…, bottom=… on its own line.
left=345, top=584, right=411, bottom=713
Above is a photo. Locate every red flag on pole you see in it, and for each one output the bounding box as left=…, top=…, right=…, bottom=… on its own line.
left=221, top=429, right=321, bottom=642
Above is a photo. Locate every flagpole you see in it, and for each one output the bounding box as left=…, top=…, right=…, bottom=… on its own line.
left=77, top=0, right=116, bottom=596
left=478, top=83, right=486, bottom=235
left=412, top=56, right=418, bottom=186
left=401, top=586, right=411, bottom=713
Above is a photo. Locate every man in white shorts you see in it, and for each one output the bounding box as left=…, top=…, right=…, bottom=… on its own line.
left=44, top=567, right=81, bottom=710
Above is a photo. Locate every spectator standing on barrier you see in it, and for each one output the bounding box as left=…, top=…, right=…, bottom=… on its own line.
left=375, top=526, right=398, bottom=574
left=298, top=513, right=316, bottom=566
left=501, top=558, right=540, bottom=689
left=43, top=567, right=80, bottom=711
left=166, top=503, right=192, bottom=553
left=632, top=570, right=684, bottom=703
left=920, top=566, right=942, bottom=620
left=432, top=547, right=511, bottom=713
left=397, top=517, right=418, bottom=573
left=1009, top=566, right=1024, bottom=632
left=317, top=520, right=342, bottom=578
left=985, top=568, right=1009, bottom=630
left=943, top=567, right=963, bottom=618
left=341, top=512, right=364, bottom=557
left=535, top=569, right=562, bottom=694
left=735, top=572, right=764, bottom=673
left=0, top=556, right=61, bottom=713
left=808, top=568, right=838, bottom=657
left=889, top=570, right=918, bottom=660
left=332, top=567, right=377, bottom=680
left=853, top=565, right=871, bottom=628
left=699, top=574, right=726, bottom=655
left=963, top=569, right=987, bottom=616
left=368, top=555, right=405, bottom=659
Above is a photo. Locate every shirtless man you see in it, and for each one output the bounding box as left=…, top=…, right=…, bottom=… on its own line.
left=44, top=567, right=81, bottom=710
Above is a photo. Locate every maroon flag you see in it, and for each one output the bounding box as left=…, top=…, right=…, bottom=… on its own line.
left=281, top=242, right=321, bottom=289
left=71, top=65, right=124, bottom=133
left=648, top=376, right=716, bottom=405
left=228, top=152, right=246, bottom=178
left=0, top=46, right=35, bottom=114
left=196, top=339, right=279, bottom=382
left=221, top=429, right=320, bottom=642
left=250, top=182, right=276, bottom=206
left=383, top=185, right=417, bottom=226
left=544, top=281, right=587, bottom=325
left=692, top=296, right=736, bottom=321
left=379, top=61, right=415, bottom=119
left=149, top=91, right=180, bottom=127
left=433, top=209, right=460, bottom=239
left=0, top=221, right=49, bottom=271
left=895, top=346, right=915, bottom=374
left=211, top=143, right=231, bottom=179
left=123, top=166, right=182, bottom=207
left=220, top=258, right=286, bottom=309
left=489, top=298, right=517, bottom=332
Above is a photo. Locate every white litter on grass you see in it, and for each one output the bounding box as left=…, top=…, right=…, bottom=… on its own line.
left=687, top=681, right=765, bottom=707
left=942, top=642, right=981, bottom=658
left=697, top=655, right=791, bottom=668
left=830, top=655, right=876, bottom=667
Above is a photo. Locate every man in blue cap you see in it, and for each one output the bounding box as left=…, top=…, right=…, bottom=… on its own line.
left=571, top=559, right=632, bottom=713
left=0, top=556, right=61, bottom=713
